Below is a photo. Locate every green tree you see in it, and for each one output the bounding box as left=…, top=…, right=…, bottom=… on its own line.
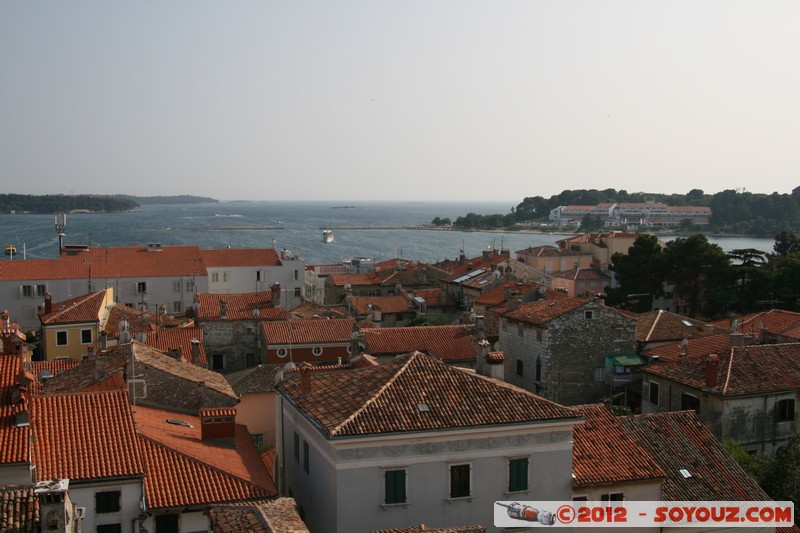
left=760, top=432, right=800, bottom=525
left=580, top=214, right=604, bottom=231
left=723, top=439, right=767, bottom=485
left=663, top=234, right=734, bottom=318
left=728, top=248, right=770, bottom=313
left=605, top=234, right=665, bottom=312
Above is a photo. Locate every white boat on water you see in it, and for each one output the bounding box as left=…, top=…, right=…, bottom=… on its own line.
left=323, top=229, right=334, bottom=243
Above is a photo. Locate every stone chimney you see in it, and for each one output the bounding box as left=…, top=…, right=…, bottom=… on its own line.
left=271, top=283, right=281, bottom=308
left=371, top=304, right=382, bottom=324
left=219, top=299, right=227, bottom=319
left=506, top=290, right=520, bottom=312
left=705, top=354, right=719, bottom=389
left=168, top=347, right=181, bottom=360
left=191, top=338, right=201, bottom=365
left=44, top=293, right=53, bottom=315
left=199, top=408, right=237, bottom=446
left=299, top=363, right=312, bottom=396
left=729, top=333, right=746, bottom=347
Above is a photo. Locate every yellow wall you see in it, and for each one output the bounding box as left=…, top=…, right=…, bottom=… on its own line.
left=42, top=288, right=113, bottom=360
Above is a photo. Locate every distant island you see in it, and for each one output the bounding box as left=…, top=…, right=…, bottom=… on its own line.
left=0, top=194, right=218, bottom=214
left=435, top=187, right=800, bottom=237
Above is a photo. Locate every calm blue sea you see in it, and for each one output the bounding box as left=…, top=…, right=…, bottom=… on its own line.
left=0, top=201, right=775, bottom=264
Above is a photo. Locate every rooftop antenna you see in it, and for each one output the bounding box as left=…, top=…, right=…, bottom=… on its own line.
left=54, top=212, right=67, bottom=256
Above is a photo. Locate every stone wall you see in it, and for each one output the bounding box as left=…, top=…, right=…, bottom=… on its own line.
left=135, top=365, right=237, bottom=414
left=200, top=319, right=261, bottom=373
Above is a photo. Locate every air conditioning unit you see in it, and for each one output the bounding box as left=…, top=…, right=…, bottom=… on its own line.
left=75, top=507, right=86, bottom=520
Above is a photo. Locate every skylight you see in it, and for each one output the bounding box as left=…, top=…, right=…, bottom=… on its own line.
left=416, top=403, right=430, bottom=413
left=679, top=468, right=692, bottom=479
left=166, top=419, right=193, bottom=428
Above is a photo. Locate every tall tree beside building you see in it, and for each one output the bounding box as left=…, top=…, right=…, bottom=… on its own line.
left=605, top=234, right=666, bottom=312
left=663, top=234, right=733, bottom=318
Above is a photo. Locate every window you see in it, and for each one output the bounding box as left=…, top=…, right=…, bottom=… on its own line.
left=97, top=525, right=122, bottom=533
left=584, top=310, right=594, bottom=320
left=680, top=393, right=700, bottom=414
left=35, top=285, right=46, bottom=297
left=294, top=270, right=299, bottom=281
left=185, top=280, right=195, bottom=292
left=20, top=285, right=33, bottom=298
left=173, top=301, right=182, bottom=313
left=81, top=329, right=92, bottom=344
left=155, top=514, right=179, bottom=533
left=172, top=281, right=181, bottom=292
left=137, top=282, right=147, bottom=294
left=508, top=457, right=529, bottom=492
left=384, top=469, right=407, bottom=505
left=777, top=399, right=795, bottom=422
left=223, top=272, right=229, bottom=282
left=312, top=346, right=323, bottom=357
left=294, top=432, right=300, bottom=463
left=649, top=381, right=660, bottom=406
left=277, top=348, right=288, bottom=358
left=256, top=270, right=262, bottom=282
left=212, top=272, right=219, bottom=283
left=535, top=357, right=542, bottom=382
left=594, top=367, right=605, bottom=382
left=246, top=352, right=256, bottom=367
left=601, top=492, right=624, bottom=502
left=251, top=433, right=264, bottom=448
left=573, top=495, right=588, bottom=501
left=95, top=490, right=121, bottom=513
left=516, top=360, right=523, bottom=376
left=294, top=287, right=302, bottom=298
left=211, top=353, right=224, bottom=371
left=303, top=441, right=310, bottom=474
left=449, top=463, right=471, bottom=498
left=56, top=331, right=68, bottom=346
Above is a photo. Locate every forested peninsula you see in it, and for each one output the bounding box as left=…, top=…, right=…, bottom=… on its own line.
left=434, top=187, right=800, bottom=236
left=0, top=194, right=217, bottom=213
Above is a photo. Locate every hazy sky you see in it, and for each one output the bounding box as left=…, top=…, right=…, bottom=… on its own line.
left=1, top=1, right=798, bottom=202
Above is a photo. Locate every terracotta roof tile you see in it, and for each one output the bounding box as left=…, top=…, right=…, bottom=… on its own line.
left=0, top=485, right=38, bottom=532
left=348, top=296, right=409, bottom=315
left=486, top=352, right=504, bottom=363
left=105, top=303, right=188, bottom=336
left=134, top=405, right=275, bottom=498
left=328, top=272, right=382, bottom=287
left=620, top=411, right=770, bottom=501
left=572, top=405, right=665, bottom=486
left=145, top=327, right=207, bottom=367
left=32, top=390, right=145, bottom=481
left=503, top=297, right=590, bottom=325
left=225, top=365, right=283, bottom=395
left=262, top=318, right=356, bottom=345
left=361, top=325, right=480, bottom=363
left=643, top=343, right=800, bottom=397
left=635, top=310, right=715, bottom=343
left=290, top=303, right=348, bottom=319
left=515, top=245, right=590, bottom=258
left=474, top=282, right=544, bottom=307
left=644, top=332, right=734, bottom=363
left=0, top=355, right=30, bottom=466
left=200, top=248, right=281, bottom=267
left=39, top=289, right=109, bottom=325
left=550, top=267, right=611, bottom=282
left=710, top=309, right=800, bottom=339
left=195, top=292, right=289, bottom=321
left=1, top=246, right=207, bottom=280
left=277, top=352, right=580, bottom=438
left=207, top=498, right=309, bottom=533
left=402, top=288, right=455, bottom=308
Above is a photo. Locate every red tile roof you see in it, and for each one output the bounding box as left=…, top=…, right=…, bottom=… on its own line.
left=620, top=411, right=770, bottom=501
left=473, top=282, right=544, bottom=307
left=206, top=498, right=309, bottom=533
left=39, top=289, right=109, bottom=325
left=105, top=303, right=188, bottom=336
left=201, top=248, right=281, bottom=267
left=572, top=405, right=665, bottom=487
left=403, top=288, right=455, bottom=308
left=503, top=297, right=590, bottom=325
left=486, top=352, right=504, bottom=363
left=644, top=332, right=734, bottom=363
left=710, top=309, right=800, bottom=339
left=327, top=272, right=382, bottom=287
left=1, top=246, right=207, bottom=280
left=635, top=310, right=714, bottom=343
left=348, top=296, right=409, bottom=315
left=195, top=292, right=288, bottom=321
left=145, top=327, right=207, bottom=367
left=134, top=405, right=276, bottom=505
left=0, top=355, right=29, bottom=466
left=32, top=390, right=145, bottom=481
left=360, top=325, right=480, bottom=363
left=261, top=318, right=356, bottom=345
left=277, top=352, right=580, bottom=437
left=550, top=268, right=611, bottom=281
left=515, top=245, right=590, bottom=258
left=0, top=485, right=39, bottom=532
left=642, top=343, right=800, bottom=397
left=290, top=303, right=348, bottom=319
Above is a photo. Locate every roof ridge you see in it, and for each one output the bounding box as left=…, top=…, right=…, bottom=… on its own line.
left=722, top=347, right=735, bottom=394
left=329, top=353, right=420, bottom=436
left=645, top=310, right=663, bottom=342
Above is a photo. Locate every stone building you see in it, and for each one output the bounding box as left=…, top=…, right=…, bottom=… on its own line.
left=500, top=297, right=637, bottom=405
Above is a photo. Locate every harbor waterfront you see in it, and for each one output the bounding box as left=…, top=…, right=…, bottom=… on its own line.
left=1, top=201, right=775, bottom=265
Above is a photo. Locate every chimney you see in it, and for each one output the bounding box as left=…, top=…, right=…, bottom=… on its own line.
left=191, top=338, right=201, bottom=365
left=299, top=363, right=312, bottom=396
left=271, top=283, right=281, bottom=308
left=44, top=293, right=53, bottom=315
left=459, top=249, right=466, bottom=264
left=168, top=347, right=181, bottom=360
left=507, top=291, right=520, bottom=312
left=99, top=330, right=108, bottom=350
left=199, top=408, right=237, bottom=446
left=1, top=310, right=9, bottom=329
left=219, top=299, right=227, bottom=319
left=705, top=354, right=719, bottom=389
left=371, top=304, right=382, bottom=323
left=729, top=332, right=745, bottom=347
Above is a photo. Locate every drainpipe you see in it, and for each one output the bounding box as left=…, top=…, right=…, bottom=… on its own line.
left=762, top=395, right=768, bottom=454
